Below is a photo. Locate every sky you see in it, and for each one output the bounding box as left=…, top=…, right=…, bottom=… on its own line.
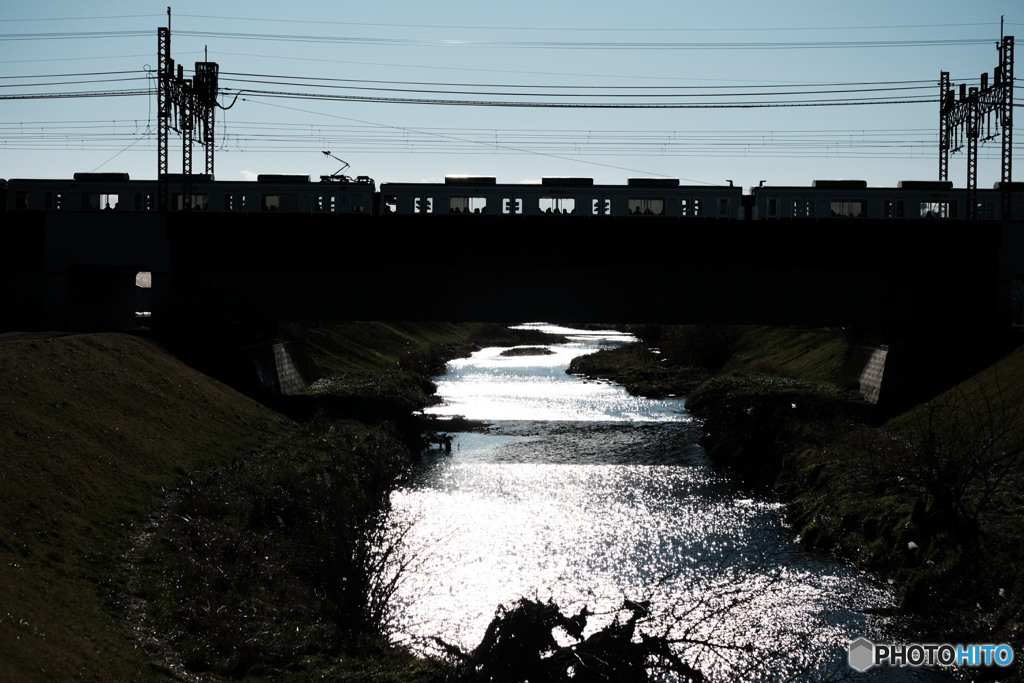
left=1, top=0, right=1021, bottom=190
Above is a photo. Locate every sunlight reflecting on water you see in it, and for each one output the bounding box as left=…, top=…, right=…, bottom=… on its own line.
left=390, top=447, right=891, bottom=679
left=424, top=326, right=684, bottom=422
left=389, top=325, right=946, bottom=680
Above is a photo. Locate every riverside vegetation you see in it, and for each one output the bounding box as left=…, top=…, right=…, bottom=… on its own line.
left=568, top=324, right=1024, bottom=679
left=0, top=322, right=573, bottom=683
left=7, top=321, right=1021, bottom=681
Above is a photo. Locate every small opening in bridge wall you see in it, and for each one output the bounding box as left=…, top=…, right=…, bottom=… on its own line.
left=539, top=197, right=575, bottom=214
left=135, top=271, right=152, bottom=318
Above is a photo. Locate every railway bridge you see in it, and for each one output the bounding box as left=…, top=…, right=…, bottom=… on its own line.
left=1, top=212, right=1020, bottom=336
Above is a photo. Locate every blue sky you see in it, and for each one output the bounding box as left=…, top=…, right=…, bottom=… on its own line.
left=1, top=0, right=1020, bottom=189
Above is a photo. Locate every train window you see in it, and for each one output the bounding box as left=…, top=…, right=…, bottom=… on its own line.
left=718, top=198, right=730, bottom=218
left=383, top=195, right=397, bottom=213
left=767, top=197, right=779, bottom=218
left=805, top=199, right=815, bottom=218
left=83, top=193, right=101, bottom=210
left=920, top=201, right=952, bottom=219
left=414, top=196, right=434, bottom=214
left=262, top=194, right=280, bottom=211
left=896, top=199, right=905, bottom=219
left=352, top=194, right=366, bottom=213
left=830, top=200, right=867, bottom=218
left=681, top=198, right=690, bottom=216
left=792, top=198, right=803, bottom=218
left=883, top=200, right=894, bottom=218
left=693, top=197, right=704, bottom=217
left=501, top=197, right=522, bottom=215
left=590, top=198, right=611, bottom=215
left=224, top=193, right=235, bottom=212
left=449, top=196, right=487, bottom=214
left=15, top=191, right=29, bottom=210
left=985, top=200, right=996, bottom=220
left=539, top=197, right=575, bottom=214
left=172, top=194, right=209, bottom=210
left=313, top=194, right=324, bottom=212
left=240, top=194, right=248, bottom=211
left=628, top=198, right=665, bottom=216
left=44, top=192, right=54, bottom=210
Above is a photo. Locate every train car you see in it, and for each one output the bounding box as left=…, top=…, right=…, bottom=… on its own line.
left=3, top=173, right=377, bottom=215
left=379, top=176, right=745, bottom=219
left=750, top=179, right=1021, bottom=221
left=5, top=172, right=1020, bottom=220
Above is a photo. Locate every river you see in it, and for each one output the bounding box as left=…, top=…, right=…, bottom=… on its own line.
left=386, top=324, right=946, bottom=680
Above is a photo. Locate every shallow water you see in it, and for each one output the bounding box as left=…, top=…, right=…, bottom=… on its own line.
left=387, top=324, right=948, bottom=680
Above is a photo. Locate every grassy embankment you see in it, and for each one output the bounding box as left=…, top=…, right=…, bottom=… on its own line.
left=0, top=332, right=289, bottom=683
left=0, top=322, right=565, bottom=683
left=569, top=325, right=1024, bottom=670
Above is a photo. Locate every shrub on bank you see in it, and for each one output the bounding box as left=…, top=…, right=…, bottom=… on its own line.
left=685, top=374, right=846, bottom=476
left=566, top=342, right=706, bottom=398
left=141, top=417, right=448, bottom=681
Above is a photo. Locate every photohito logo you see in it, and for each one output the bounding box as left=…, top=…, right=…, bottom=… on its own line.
left=848, top=637, right=1014, bottom=671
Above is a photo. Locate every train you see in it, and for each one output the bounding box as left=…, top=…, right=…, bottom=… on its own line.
left=2, top=172, right=1022, bottom=220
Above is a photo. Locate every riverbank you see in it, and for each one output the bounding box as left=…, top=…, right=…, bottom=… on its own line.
left=568, top=325, right=1024, bottom=677
left=0, top=332, right=290, bottom=682
left=0, top=322, right=566, bottom=683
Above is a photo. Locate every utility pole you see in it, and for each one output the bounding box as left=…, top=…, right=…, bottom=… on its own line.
left=939, top=32, right=1014, bottom=221
left=157, top=9, right=170, bottom=212
left=156, top=8, right=219, bottom=211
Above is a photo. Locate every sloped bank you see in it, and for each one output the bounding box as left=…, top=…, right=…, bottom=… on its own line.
left=0, top=322, right=568, bottom=683
left=0, top=332, right=290, bottom=683
left=134, top=321, right=573, bottom=682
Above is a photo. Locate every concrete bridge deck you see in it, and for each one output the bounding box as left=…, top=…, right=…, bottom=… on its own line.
left=1, top=211, right=1016, bottom=332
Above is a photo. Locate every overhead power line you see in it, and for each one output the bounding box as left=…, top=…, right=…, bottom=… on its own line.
left=0, top=30, right=152, bottom=41
left=176, top=15, right=1006, bottom=33
left=176, top=31, right=998, bottom=51
left=230, top=89, right=937, bottom=108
